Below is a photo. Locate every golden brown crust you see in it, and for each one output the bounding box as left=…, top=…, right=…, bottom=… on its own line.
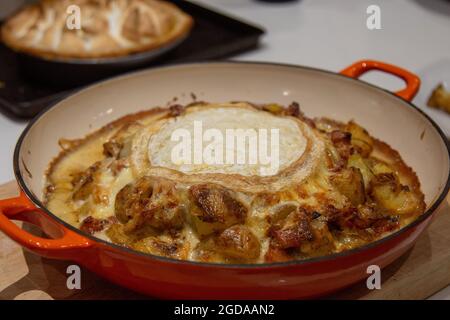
left=1, top=0, right=194, bottom=60
left=44, top=101, right=426, bottom=264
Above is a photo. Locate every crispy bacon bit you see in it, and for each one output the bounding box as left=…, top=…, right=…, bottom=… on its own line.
left=285, top=102, right=316, bottom=128
left=372, top=217, right=399, bottom=234
left=80, top=216, right=116, bottom=235
left=190, top=184, right=247, bottom=224
left=312, top=211, right=321, bottom=220
left=103, top=140, right=123, bottom=158
left=71, top=162, right=100, bottom=201
left=169, top=104, right=185, bottom=117
left=109, top=159, right=128, bottom=176
left=151, top=239, right=179, bottom=255
left=328, top=158, right=346, bottom=172
left=302, top=117, right=316, bottom=128
left=270, top=208, right=313, bottom=249
left=45, top=184, right=55, bottom=194
left=330, top=130, right=351, bottom=144
left=286, top=102, right=301, bottom=117
left=350, top=208, right=399, bottom=233
left=323, top=204, right=357, bottom=230
left=330, top=130, right=353, bottom=160
left=264, top=245, right=293, bottom=263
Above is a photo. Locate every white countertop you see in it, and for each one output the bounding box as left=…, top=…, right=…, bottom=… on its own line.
left=0, top=0, right=449, bottom=299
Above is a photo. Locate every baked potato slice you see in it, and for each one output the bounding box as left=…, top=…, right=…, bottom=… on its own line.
left=189, top=184, right=248, bottom=237
left=114, top=176, right=186, bottom=232
left=330, top=167, right=365, bottom=206
left=347, top=153, right=374, bottom=189
left=213, top=225, right=261, bottom=260
left=370, top=173, right=422, bottom=216
left=345, top=121, right=374, bottom=157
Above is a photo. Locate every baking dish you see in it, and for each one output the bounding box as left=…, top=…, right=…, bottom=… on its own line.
left=0, top=60, right=448, bottom=299
left=14, top=33, right=189, bottom=88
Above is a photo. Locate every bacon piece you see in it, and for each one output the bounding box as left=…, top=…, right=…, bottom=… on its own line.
left=285, top=102, right=301, bottom=117
left=285, top=102, right=316, bottom=128
left=80, top=216, right=116, bottom=235
left=168, top=104, right=185, bottom=117
left=270, top=208, right=313, bottom=249
left=71, top=162, right=100, bottom=201
left=264, top=245, right=293, bottom=263
left=103, top=140, right=123, bottom=158
left=330, top=130, right=353, bottom=160
left=330, top=130, right=351, bottom=145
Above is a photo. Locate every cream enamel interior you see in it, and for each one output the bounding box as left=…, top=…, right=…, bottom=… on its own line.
left=16, top=63, right=449, bottom=212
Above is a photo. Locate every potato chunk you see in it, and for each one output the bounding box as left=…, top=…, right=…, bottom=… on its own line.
left=212, top=225, right=261, bottom=260
left=369, top=173, right=422, bottom=216
left=115, top=176, right=185, bottom=232
left=189, top=184, right=247, bottom=237
left=368, top=158, right=394, bottom=175
left=330, top=167, right=365, bottom=206
left=132, top=236, right=190, bottom=260
left=345, top=121, right=374, bottom=157
left=347, top=154, right=374, bottom=189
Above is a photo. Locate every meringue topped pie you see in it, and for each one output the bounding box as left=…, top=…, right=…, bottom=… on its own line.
left=44, top=102, right=425, bottom=264
left=1, top=0, right=193, bottom=59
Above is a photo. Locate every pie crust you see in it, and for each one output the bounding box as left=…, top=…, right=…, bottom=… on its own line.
left=1, top=0, right=194, bottom=60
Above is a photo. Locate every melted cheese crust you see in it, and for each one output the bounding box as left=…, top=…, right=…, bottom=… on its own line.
left=149, top=106, right=307, bottom=176
left=45, top=102, right=425, bottom=264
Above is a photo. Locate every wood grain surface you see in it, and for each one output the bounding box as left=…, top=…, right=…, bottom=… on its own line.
left=0, top=181, right=449, bottom=300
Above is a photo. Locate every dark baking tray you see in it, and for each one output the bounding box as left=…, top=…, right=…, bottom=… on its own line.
left=0, top=0, right=265, bottom=119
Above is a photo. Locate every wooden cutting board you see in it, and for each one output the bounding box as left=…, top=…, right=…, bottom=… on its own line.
left=1, top=181, right=449, bottom=300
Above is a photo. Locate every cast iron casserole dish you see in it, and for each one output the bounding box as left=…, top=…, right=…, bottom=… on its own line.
left=0, top=60, right=449, bottom=299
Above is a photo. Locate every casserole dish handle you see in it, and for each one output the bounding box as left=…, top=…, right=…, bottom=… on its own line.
left=0, top=190, right=92, bottom=259
left=340, top=60, right=420, bottom=101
